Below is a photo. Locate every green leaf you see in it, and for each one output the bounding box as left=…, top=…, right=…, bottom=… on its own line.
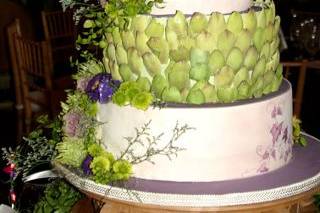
left=83, top=20, right=95, bottom=28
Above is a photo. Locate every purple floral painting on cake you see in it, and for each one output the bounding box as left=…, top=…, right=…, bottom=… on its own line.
left=256, top=105, right=292, bottom=174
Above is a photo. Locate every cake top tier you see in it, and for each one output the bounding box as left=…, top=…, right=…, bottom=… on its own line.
left=151, top=0, right=252, bottom=15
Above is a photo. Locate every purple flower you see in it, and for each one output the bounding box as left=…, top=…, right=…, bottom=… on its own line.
left=63, top=111, right=82, bottom=137
left=82, top=155, right=93, bottom=175
left=85, top=73, right=119, bottom=103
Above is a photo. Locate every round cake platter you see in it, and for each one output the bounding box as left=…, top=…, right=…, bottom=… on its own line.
left=55, top=133, right=320, bottom=208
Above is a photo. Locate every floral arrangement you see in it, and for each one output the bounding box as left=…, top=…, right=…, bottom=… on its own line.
left=56, top=79, right=192, bottom=184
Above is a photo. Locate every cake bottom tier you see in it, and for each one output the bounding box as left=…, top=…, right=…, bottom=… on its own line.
left=55, top=133, right=320, bottom=207
left=97, top=80, right=293, bottom=182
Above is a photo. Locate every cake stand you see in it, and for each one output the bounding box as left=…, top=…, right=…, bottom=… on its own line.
left=56, top=133, right=320, bottom=212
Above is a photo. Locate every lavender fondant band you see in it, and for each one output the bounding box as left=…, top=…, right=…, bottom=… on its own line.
left=119, top=133, right=320, bottom=195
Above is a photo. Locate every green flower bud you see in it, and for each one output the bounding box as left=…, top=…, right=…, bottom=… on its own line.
left=235, top=29, right=252, bottom=53
left=116, top=44, right=128, bottom=64
left=227, top=12, right=243, bottom=34
left=226, top=47, right=244, bottom=71
left=131, top=15, right=151, bottom=32
left=167, top=11, right=188, bottom=36
left=190, top=64, right=210, bottom=81
left=162, top=87, right=182, bottom=103
left=168, top=62, right=190, bottom=90
left=146, top=19, right=164, bottom=37
left=217, top=30, right=236, bottom=57
left=152, top=74, right=168, bottom=98
left=143, top=52, right=161, bottom=76
left=187, top=89, right=205, bottom=104
left=217, top=87, right=237, bottom=103
left=136, top=32, right=151, bottom=55
left=196, top=32, right=216, bottom=52
left=132, top=91, right=154, bottom=111
left=128, top=48, right=144, bottom=75
left=90, top=156, right=111, bottom=184
left=170, top=47, right=190, bottom=62
left=208, top=12, right=226, bottom=35
left=190, top=48, right=208, bottom=67
left=112, top=91, right=130, bottom=106
left=253, top=28, right=266, bottom=51
left=208, top=49, right=225, bottom=75
left=136, top=77, right=151, bottom=92
left=214, top=66, right=234, bottom=88
left=242, top=10, right=257, bottom=33
left=189, top=12, right=208, bottom=34
left=112, top=28, right=122, bottom=45
left=111, top=160, right=132, bottom=181
left=121, top=30, right=135, bottom=50
left=119, top=64, right=134, bottom=81
left=244, top=46, right=258, bottom=70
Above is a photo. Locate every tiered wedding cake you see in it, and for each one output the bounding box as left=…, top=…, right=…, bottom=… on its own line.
left=96, top=0, right=291, bottom=182
left=54, top=0, right=320, bottom=208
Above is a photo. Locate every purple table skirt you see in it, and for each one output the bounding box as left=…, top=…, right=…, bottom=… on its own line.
left=121, top=133, right=320, bottom=195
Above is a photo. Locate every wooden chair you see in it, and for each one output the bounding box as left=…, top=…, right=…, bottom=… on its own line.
left=41, top=10, right=75, bottom=72
left=12, top=31, right=54, bottom=133
left=282, top=60, right=308, bottom=118
left=7, top=19, right=24, bottom=142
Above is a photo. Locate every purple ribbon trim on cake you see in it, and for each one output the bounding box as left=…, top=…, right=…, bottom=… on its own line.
left=120, top=133, right=320, bottom=195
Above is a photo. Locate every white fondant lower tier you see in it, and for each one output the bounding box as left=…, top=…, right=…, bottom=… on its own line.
left=151, top=0, right=251, bottom=15
left=98, top=80, right=293, bottom=182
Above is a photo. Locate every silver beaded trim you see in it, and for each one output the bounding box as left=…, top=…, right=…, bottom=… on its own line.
left=55, top=161, right=320, bottom=207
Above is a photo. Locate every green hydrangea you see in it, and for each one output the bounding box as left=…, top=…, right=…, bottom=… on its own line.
left=88, top=143, right=105, bottom=157
left=112, top=80, right=155, bottom=110
left=132, top=92, right=154, bottom=111
left=90, top=156, right=112, bottom=184
left=111, top=160, right=132, bottom=181
left=56, top=138, right=87, bottom=168
left=126, top=86, right=142, bottom=101
left=112, top=91, right=129, bottom=106
left=87, top=143, right=115, bottom=163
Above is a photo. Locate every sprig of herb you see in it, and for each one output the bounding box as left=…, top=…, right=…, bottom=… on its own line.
left=120, top=121, right=194, bottom=165
left=2, top=115, right=62, bottom=178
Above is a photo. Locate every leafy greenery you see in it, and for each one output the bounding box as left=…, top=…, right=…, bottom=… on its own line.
left=61, top=91, right=97, bottom=116
left=73, top=59, right=106, bottom=80
left=34, top=179, right=83, bottom=213
left=292, top=116, right=307, bottom=147
left=60, top=0, right=163, bottom=51
left=2, top=115, right=62, bottom=177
